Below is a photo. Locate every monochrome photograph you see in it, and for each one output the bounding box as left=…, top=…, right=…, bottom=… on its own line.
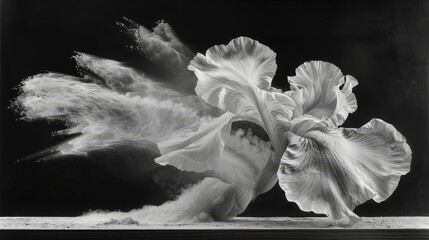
left=1, top=0, right=428, bottom=239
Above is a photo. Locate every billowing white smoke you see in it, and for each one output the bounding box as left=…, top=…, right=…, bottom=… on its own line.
left=73, top=52, right=183, bottom=99
left=119, top=18, right=194, bottom=70
left=14, top=20, right=233, bottom=223
left=118, top=18, right=197, bottom=94
left=15, top=21, right=219, bottom=155
left=17, top=71, right=215, bottom=155
left=82, top=178, right=232, bottom=224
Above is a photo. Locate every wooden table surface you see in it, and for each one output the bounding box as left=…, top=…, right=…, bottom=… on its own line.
left=1, top=217, right=428, bottom=239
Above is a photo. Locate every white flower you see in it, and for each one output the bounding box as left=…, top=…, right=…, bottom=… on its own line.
left=156, top=37, right=412, bottom=222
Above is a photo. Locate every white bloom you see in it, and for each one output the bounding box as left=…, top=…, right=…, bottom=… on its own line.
left=158, top=38, right=412, bottom=222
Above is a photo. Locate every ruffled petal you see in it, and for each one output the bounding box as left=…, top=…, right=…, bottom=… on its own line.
left=286, top=61, right=358, bottom=128
left=191, top=36, right=277, bottom=91
left=211, top=125, right=274, bottom=218
left=188, top=37, right=295, bottom=154
left=155, top=112, right=235, bottom=172
left=278, top=119, right=412, bottom=220
left=156, top=114, right=277, bottom=219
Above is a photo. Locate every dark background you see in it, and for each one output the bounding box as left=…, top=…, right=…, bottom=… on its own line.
left=1, top=0, right=428, bottom=217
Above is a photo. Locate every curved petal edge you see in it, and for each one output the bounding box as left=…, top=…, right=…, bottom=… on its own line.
left=286, top=61, right=358, bottom=128
left=155, top=113, right=235, bottom=172
left=188, top=37, right=295, bottom=154
left=278, top=118, right=412, bottom=220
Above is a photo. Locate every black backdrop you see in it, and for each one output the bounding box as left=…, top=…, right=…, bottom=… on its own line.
left=1, top=0, right=428, bottom=217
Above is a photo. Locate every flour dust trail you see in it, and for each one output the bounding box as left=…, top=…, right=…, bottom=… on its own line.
left=14, top=19, right=231, bottom=223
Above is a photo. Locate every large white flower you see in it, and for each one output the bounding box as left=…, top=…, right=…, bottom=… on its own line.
left=157, top=38, right=412, bottom=222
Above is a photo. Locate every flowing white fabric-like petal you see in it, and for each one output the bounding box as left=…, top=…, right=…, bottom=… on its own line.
left=188, top=37, right=295, bottom=154
left=254, top=157, right=281, bottom=195
left=156, top=114, right=276, bottom=219
left=210, top=127, right=274, bottom=218
left=286, top=61, right=358, bottom=128
left=191, top=36, right=277, bottom=91
left=278, top=118, right=412, bottom=220
left=156, top=112, right=235, bottom=172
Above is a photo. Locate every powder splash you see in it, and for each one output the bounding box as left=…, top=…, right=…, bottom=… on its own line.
left=13, top=19, right=268, bottom=223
